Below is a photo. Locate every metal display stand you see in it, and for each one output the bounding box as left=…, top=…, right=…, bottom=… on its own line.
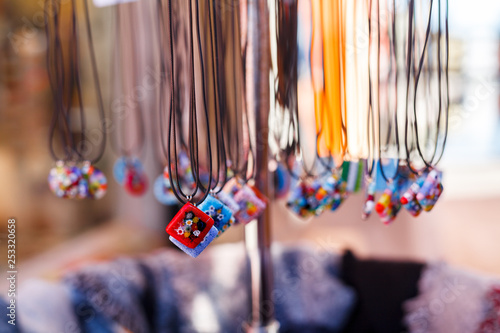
left=244, top=0, right=279, bottom=332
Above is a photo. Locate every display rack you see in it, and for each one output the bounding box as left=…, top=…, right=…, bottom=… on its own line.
left=243, top=0, right=279, bottom=332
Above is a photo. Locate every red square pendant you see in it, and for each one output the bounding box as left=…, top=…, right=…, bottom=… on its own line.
left=165, top=202, right=215, bottom=249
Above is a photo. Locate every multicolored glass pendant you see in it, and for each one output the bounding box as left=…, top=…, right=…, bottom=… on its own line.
left=287, top=178, right=331, bottom=217
left=81, top=162, right=108, bottom=200
left=316, top=174, right=348, bottom=212
left=221, top=178, right=267, bottom=224
left=416, top=169, right=443, bottom=212
left=153, top=175, right=178, bottom=205
left=198, top=195, right=234, bottom=237
left=217, top=191, right=240, bottom=223
left=49, top=161, right=106, bottom=200
left=234, top=185, right=267, bottom=224
left=375, top=184, right=401, bottom=225
left=287, top=181, right=315, bottom=218
left=124, top=167, right=148, bottom=195
left=362, top=177, right=376, bottom=220
left=401, top=176, right=425, bottom=217
left=114, top=157, right=148, bottom=196
left=113, top=157, right=143, bottom=184
left=233, top=184, right=267, bottom=224
left=48, top=162, right=74, bottom=198
left=165, top=202, right=215, bottom=249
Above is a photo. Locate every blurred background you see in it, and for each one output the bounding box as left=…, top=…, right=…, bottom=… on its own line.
left=0, top=0, right=499, bottom=295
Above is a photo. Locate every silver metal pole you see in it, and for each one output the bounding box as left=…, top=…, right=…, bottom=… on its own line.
left=244, top=0, right=279, bottom=332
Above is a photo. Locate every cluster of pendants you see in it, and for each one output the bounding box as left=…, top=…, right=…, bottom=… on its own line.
left=164, top=178, right=268, bottom=258
left=160, top=157, right=268, bottom=258
left=48, top=155, right=443, bottom=257
left=47, top=151, right=269, bottom=258
left=284, top=159, right=443, bottom=224
left=47, top=161, right=107, bottom=200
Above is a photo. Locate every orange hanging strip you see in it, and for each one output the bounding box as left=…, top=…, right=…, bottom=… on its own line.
left=321, top=0, right=344, bottom=161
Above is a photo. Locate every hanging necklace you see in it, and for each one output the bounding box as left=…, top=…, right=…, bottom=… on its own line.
left=161, top=0, right=228, bottom=255
left=403, top=0, right=448, bottom=213
left=275, top=0, right=347, bottom=219
left=111, top=2, right=148, bottom=196
left=46, top=0, right=108, bottom=200
left=412, top=0, right=449, bottom=168
left=371, top=0, right=403, bottom=224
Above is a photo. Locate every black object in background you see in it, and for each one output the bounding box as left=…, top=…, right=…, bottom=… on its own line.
left=340, top=250, right=425, bottom=333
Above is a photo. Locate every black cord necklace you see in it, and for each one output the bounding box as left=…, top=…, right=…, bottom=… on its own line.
left=111, top=4, right=146, bottom=158
left=163, top=0, right=247, bottom=255
left=206, top=0, right=228, bottom=194
left=412, top=0, right=449, bottom=169
left=159, top=0, right=213, bottom=206
left=111, top=2, right=149, bottom=196
left=378, top=0, right=400, bottom=184
left=275, top=0, right=333, bottom=182
left=221, top=1, right=254, bottom=184
left=46, top=0, right=108, bottom=200
left=403, top=0, right=448, bottom=174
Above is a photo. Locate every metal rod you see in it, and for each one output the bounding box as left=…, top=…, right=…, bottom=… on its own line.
left=244, top=0, right=279, bottom=331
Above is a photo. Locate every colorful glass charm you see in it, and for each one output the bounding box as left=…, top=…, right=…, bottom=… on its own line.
left=401, top=176, right=425, bottom=217
left=153, top=175, right=178, bottom=205
left=233, top=185, right=267, bottom=224
left=362, top=178, right=376, bottom=220
left=124, top=167, right=148, bottom=196
left=287, top=181, right=314, bottom=218
left=165, top=202, right=215, bottom=249
left=113, top=157, right=143, bottom=185
left=375, top=185, right=401, bottom=225
left=48, top=162, right=76, bottom=198
left=81, top=162, right=108, bottom=200
left=169, top=225, right=219, bottom=258
left=416, top=169, right=443, bottom=212
left=217, top=191, right=240, bottom=214
left=198, top=195, right=234, bottom=237
left=322, top=174, right=348, bottom=211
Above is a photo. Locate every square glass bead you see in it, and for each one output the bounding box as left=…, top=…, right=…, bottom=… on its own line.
left=165, top=202, right=215, bottom=249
